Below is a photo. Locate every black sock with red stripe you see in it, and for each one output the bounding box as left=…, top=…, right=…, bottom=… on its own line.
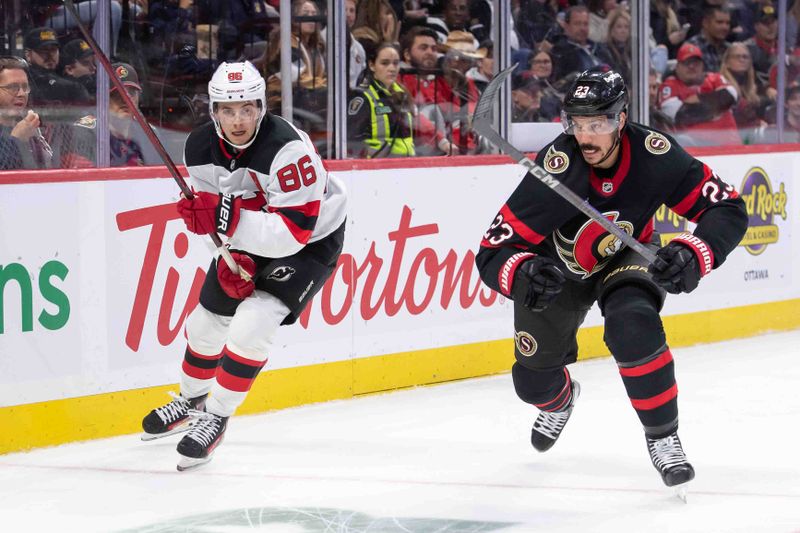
left=512, top=364, right=574, bottom=413
left=617, top=347, right=679, bottom=437
left=603, top=284, right=678, bottom=438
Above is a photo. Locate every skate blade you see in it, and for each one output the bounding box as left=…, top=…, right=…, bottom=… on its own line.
left=674, top=484, right=689, bottom=503
left=140, top=421, right=193, bottom=441
left=176, top=455, right=212, bottom=472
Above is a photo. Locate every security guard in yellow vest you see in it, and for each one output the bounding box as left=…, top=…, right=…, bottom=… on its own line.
left=348, top=44, right=415, bottom=158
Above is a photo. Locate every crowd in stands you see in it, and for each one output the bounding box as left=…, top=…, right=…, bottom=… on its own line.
left=2, top=0, right=800, bottom=169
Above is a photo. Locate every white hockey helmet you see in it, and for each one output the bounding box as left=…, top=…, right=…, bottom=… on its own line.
left=208, top=61, right=267, bottom=149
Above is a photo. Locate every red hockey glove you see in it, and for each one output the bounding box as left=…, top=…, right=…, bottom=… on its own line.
left=511, top=256, right=566, bottom=312
left=176, top=192, right=241, bottom=236
left=217, top=252, right=257, bottom=299
left=649, top=233, right=714, bottom=294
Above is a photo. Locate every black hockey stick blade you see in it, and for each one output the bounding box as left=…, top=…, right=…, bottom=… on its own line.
left=471, top=65, right=658, bottom=265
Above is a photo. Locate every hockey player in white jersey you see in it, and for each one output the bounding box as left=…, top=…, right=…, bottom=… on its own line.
left=141, top=61, right=347, bottom=471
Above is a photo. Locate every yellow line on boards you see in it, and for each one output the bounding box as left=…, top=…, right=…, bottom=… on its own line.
left=1, top=299, right=797, bottom=454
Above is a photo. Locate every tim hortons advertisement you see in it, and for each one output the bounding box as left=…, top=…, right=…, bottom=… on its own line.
left=0, top=153, right=797, bottom=407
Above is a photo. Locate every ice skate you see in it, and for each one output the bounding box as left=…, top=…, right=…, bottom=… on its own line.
left=531, top=380, right=580, bottom=452
left=646, top=431, right=695, bottom=494
left=141, top=392, right=207, bottom=441
left=176, top=410, right=228, bottom=471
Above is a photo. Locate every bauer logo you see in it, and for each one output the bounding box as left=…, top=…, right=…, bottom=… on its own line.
left=739, top=167, right=788, bottom=256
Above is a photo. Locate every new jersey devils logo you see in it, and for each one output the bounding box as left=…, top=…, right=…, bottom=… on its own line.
left=554, top=212, right=634, bottom=278
left=267, top=265, right=296, bottom=282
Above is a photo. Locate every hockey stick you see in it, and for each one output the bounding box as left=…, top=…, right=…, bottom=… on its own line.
left=471, top=65, right=659, bottom=265
left=62, top=0, right=250, bottom=281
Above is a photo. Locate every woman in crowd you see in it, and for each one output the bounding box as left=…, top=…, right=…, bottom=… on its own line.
left=720, top=42, right=770, bottom=140
left=347, top=43, right=416, bottom=158
left=353, top=0, right=401, bottom=46
left=587, top=0, right=618, bottom=44
left=650, top=0, right=688, bottom=58
left=601, top=8, right=632, bottom=86
left=259, top=0, right=327, bottom=128
left=514, top=48, right=561, bottom=120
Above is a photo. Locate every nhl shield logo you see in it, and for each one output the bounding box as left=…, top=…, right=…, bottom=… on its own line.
left=267, top=266, right=296, bottom=282
left=544, top=146, right=569, bottom=174
left=602, top=181, right=613, bottom=194
left=515, top=331, right=538, bottom=356
left=645, top=132, right=671, bottom=155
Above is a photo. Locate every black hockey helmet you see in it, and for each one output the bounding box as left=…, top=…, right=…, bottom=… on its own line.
left=562, top=65, right=628, bottom=117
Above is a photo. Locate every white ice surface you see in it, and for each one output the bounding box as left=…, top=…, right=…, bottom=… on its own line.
left=1, top=330, right=799, bottom=533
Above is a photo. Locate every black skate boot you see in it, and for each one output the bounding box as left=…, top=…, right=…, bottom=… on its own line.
left=176, top=411, right=228, bottom=471
left=646, top=431, right=695, bottom=487
left=531, top=380, right=580, bottom=452
left=141, top=392, right=207, bottom=441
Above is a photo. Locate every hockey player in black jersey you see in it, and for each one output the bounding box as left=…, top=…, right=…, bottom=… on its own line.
left=476, top=66, right=748, bottom=489
left=141, top=61, right=347, bottom=471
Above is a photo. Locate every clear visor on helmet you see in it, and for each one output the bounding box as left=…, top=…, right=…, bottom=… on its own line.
left=561, top=111, right=620, bottom=135
left=213, top=101, right=261, bottom=121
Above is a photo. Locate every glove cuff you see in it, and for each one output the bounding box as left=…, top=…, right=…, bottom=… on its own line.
left=499, top=252, right=536, bottom=296
left=672, top=233, right=714, bottom=276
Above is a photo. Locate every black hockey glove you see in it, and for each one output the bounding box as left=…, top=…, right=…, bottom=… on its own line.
left=649, top=234, right=714, bottom=294
left=511, top=256, right=566, bottom=312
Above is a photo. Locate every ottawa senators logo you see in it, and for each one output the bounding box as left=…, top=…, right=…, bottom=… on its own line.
left=554, top=212, right=634, bottom=278
left=543, top=146, right=569, bottom=174
left=644, top=132, right=671, bottom=155
left=267, top=265, right=295, bottom=282
left=515, top=331, right=538, bottom=356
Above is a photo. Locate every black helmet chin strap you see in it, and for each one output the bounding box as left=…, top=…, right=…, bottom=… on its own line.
left=590, top=130, right=618, bottom=168
left=592, top=115, right=625, bottom=167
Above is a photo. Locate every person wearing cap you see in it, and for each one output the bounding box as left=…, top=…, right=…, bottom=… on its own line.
left=0, top=56, right=52, bottom=169
left=744, top=3, right=778, bottom=89
left=60, top=39, right=97, bottom=98
left=657, top=42, right=741, bottom=146
left=686, top=6, right=732, bottom=73
left=23, top=27, right=91, bottom=107
left=61, top=62, right=151, bottom=167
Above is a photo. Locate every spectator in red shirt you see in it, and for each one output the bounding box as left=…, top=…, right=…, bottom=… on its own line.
left=658, top=42, right=741, bottom=145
